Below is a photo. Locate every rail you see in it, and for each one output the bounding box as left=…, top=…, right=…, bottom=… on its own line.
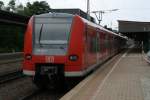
left=0, top=52, right=23, bottom=64
left=0, top=70, right=24, bottom=84
left=19, top=89, right=41, bottom=100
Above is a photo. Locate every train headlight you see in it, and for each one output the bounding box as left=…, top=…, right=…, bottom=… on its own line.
left=25, top=54, right=32, bottom=60
left=69, top=55, right=78, bottom=61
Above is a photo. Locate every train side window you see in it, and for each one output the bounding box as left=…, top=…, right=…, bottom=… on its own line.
left=85, top=24, right=88, bottom=43
left=96, top=32, right=100, bottom=52
left=102, top=33, right=105, bottom=50
left=89, top=34, right=97, bottom=53
left=87, top=28, right=100, bottom=53
left=105, top=34, right=108, bottom=48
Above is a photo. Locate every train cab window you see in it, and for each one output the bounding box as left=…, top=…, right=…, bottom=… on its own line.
left=34, top=17, right=73, bottom=45
left=33, top=15, right=73, bottom=55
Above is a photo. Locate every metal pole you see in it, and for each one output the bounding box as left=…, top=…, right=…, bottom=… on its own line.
left=100, top=11, right=103, bottom=24
left=92, top=9, right=119, bottom=25
left=87, top=0, right=90, bottom=19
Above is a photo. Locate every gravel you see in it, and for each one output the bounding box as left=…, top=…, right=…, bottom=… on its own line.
left=0, top=77, right=37, bottom=100
left=0, top=61, right=22, bottom=75
left=0, top=60, right=80, bottom=100
left=27, top=90, right=65, bottom=100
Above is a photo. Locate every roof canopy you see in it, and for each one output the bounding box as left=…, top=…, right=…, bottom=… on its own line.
left=118, top=20, right=150, bottom=33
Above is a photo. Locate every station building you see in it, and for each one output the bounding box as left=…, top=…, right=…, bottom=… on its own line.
left=118, top=20, right=150, bottom=51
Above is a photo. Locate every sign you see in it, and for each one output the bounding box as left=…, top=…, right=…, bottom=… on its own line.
left=45, top=56, right=54, bottom=63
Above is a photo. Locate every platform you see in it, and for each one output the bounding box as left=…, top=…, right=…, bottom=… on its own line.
left=60, top=47, right=150, bottom=100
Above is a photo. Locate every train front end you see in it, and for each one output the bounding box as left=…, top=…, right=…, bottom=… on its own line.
left=23, top=13, right=83, bottom=88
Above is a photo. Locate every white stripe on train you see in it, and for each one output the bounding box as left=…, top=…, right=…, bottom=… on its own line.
left=23, top=59, right=105, bottom=77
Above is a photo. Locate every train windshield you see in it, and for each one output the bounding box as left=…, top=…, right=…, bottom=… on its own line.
left=34, top=17, right=72, bottom=44
left=33, top=16, right=73, bottom=55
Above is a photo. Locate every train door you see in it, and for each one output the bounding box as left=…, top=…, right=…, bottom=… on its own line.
left=102, top=33, right=106, bottom=60
left=103, top=32, right=108, bottom=60
left=85, top=24, right=89, bottom=67
left=109, top=35, right=113, bottom=56
left=108, top=34, right=112, bottom=57
left=100, top=32, right=104, bottom=62
left=96, top=29, right=100, bottom=63
left=105, top=33, right=110, bottom=59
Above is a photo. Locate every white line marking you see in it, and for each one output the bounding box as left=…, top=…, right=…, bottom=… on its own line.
left=60, top=74, right=95, bottom=100
left=23, top=70, right=35, bottom=76
left=126, top=56, right=141, bottom=58
left=142, top=50, right=150, bottom=64
left=61, top=54, right=120, bottom=100
left=122, top=47, right=133, bottom=58
left=91, top=50, right=129, bottom=100
left=122, top=51, right=128, bottom=57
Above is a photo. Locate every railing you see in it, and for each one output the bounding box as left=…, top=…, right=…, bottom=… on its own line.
left=141, top=42, right=150, bottom=63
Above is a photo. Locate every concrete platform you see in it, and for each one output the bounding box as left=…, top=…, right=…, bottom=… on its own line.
left=60, top=48, right=150, bottom=100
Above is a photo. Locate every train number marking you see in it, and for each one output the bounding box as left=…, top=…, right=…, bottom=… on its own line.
left=45, top=56, right=54, bottom=63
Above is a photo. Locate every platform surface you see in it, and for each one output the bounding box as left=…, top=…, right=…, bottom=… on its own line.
left=60, top=48, right=150, bottom=100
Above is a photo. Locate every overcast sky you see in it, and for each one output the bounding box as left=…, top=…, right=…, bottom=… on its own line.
left=3, top=0, right=150, bottom=29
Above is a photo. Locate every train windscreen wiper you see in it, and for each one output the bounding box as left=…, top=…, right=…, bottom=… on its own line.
left=39, top=24, right=43, bottom=47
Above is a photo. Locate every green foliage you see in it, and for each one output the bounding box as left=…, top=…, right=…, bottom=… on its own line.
left=9, top=0, right=15, bottom=9
left=2, top=0, right=51, bottom=16
left=24, top=1, right=51, bottom=16
left=6, top=0, right=16, bottom=12
left=16, top=4, right=24, bottom=15
left=0, top=23, right=26, bottom=53
left=0, top=0, right=51, bottom=52
left=0, top=24, right=25, bottom=53
left=0, top=1, right=4, bottom=9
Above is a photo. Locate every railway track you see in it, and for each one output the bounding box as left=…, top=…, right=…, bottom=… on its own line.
left=0, top=59, right=22, bottom=65
left=19, top=89, right=67, bottom=100
left=18, top=80, right=79, bottom=100
left=19, top=89, right=41, bottom=100
left=0, top=70, right=24, bottom=84
left=0, top=52, right=23, bottom=64
left=0, top=53, right=24, bottom=84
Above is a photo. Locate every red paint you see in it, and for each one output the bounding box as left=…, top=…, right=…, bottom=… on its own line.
left=23, top=14, right=126, bottom=77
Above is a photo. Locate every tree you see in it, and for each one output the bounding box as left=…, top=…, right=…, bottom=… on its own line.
left=24, top=1, right=51, bottom=16
left=0, top=1, right=4, bottom=10
left=6, top=0, right=16, bottom=12
left=16, top=4, right=24, bottom=15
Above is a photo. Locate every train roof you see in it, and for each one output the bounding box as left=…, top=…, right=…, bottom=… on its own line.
left=33, top=13, right=127, bottom=40
left=79, top=15, right=126, bottom=39
left=49, top=9, right=95, bottom=23
left=34, top=12, right=74, bottom=18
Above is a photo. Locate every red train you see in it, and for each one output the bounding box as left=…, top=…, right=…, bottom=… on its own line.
left=23, top=13, right=126, bottom=88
